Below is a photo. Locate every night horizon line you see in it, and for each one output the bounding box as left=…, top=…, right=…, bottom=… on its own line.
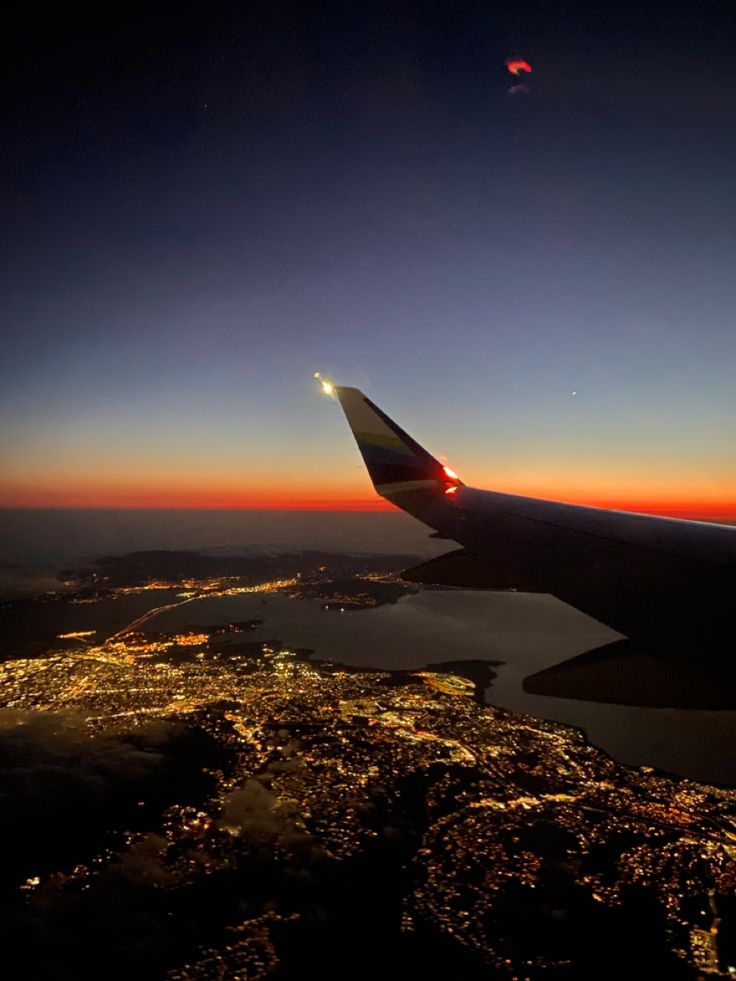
left=2, top=501, right=736, bottom=520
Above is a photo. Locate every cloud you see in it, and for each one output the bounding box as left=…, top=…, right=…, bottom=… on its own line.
left=0, top=709, right=218, bottom=886
left=221, top=778, right=307, bottom=846
left=0, top=708, right=167, bottom=783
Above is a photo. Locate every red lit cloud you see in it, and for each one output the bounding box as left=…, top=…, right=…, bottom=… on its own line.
left=506, top=59, right=532, bottom=76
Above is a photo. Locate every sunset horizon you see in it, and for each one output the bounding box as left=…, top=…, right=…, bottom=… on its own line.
left=3, top=487, right=735, bottom=520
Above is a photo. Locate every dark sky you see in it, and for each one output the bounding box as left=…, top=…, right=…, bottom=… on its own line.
left=3, top=1, right=736, bottom=509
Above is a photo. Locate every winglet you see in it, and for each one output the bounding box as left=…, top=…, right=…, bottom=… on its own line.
left=335, top=387, right=461, bottom=515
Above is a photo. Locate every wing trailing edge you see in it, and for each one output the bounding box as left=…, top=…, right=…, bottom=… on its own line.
left=401, top=548, right=538, bottom=592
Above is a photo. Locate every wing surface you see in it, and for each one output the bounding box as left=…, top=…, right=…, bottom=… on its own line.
left=333, top=386, right=736, bottom=705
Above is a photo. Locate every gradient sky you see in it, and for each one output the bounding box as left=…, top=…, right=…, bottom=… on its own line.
left=3, top=1, right=736, bottom=514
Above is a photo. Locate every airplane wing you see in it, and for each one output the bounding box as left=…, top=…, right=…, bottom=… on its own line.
left=335, top=386, right=736, bottom=708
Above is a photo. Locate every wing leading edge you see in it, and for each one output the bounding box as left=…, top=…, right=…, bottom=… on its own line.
left=335, top=386, right=461, bottom=520
left=333, top=386, right=736, bottom=707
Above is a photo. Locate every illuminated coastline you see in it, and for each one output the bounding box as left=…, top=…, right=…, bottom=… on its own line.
left=1, top=566, right=735, bottom=978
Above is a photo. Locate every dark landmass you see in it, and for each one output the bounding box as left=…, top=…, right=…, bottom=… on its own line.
left=0, top=550, right=428, bottom=661
left=65, top=549, right=427, bottom=590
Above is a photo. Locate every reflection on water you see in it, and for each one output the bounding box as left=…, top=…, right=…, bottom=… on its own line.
left=143, top=588, right=736, bottom=786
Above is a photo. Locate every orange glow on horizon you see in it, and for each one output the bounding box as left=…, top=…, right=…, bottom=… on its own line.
left=0, top=490, right=394, bottom=511
left=1, top=486, right=735, bottom=518
left=2, top=474, right=735, bottom=518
